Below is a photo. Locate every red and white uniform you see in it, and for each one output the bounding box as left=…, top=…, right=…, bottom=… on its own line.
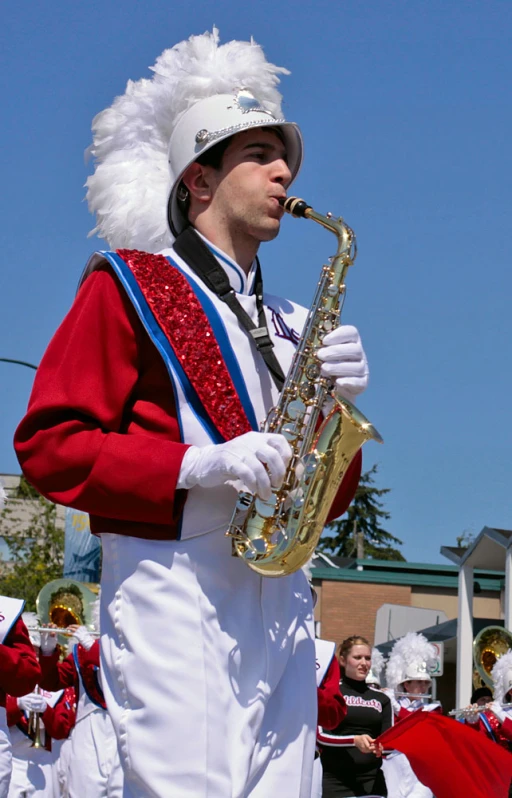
left=383, top=693, right=442, bottom=798
left=6, top=688, right=73, bottom=797
left=50, top=687, right=75, bottom=798
left=0, top=602, right=41, bottom=798
left=312, top=640, right=346, bottom=798
left=465, top=705, right=512, bottom=751
left=39, top=641, right=122, bottom=797
left=15, top=243, right=360, bottom=797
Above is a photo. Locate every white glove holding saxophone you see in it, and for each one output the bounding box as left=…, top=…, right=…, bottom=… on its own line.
left=18, top=692, right=48, bottom=714
left=177, top=431, right=292, bottom=501
left=316, top=324, right=369, bottom=402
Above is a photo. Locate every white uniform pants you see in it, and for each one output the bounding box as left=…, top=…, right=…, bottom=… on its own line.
left=66, top=711, right=122, bottom=798
left=0, top=710, right=11, bottom=798
left=7, top=734, right=56, bottom=798
left=311, top=756, right=322, bottom=797
left=50, top=738, right=70, bottom=798
left=382, top=752, right=433, bottom=798
left=99, top=530, right=317, bottom=798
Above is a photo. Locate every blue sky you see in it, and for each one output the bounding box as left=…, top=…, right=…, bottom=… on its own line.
left=1, top=0, right=511, bottom=564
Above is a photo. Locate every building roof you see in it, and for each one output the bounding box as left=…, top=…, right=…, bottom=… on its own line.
left=441, top=527, right=512, bottom=570
left=311, top=556, right=504, bottom=591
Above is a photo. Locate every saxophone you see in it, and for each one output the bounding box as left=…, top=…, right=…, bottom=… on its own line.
left=227, top=196, right=383, bottom=577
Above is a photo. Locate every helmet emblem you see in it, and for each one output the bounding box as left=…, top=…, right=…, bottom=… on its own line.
left=230, top=89, right=275, bottom=117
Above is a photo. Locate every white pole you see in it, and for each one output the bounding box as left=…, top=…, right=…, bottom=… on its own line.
left=456, top=564, right=474, bottom=709
left=505, top=546, right=512, bottom=631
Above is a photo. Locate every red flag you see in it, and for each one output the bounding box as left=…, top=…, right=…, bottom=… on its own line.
left=376, top=710, right=512, bottom=798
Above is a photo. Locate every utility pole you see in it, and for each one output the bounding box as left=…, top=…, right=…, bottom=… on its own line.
left=354, top=520, right=364, bottom=559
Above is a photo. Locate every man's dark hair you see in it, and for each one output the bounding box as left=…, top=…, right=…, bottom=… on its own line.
left=470, top=686, right=492, bottom=704
left=177, top=138, right=232, bottom=220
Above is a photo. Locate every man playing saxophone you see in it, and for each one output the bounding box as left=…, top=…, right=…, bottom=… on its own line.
left=14, top=28, right=370, bottom=797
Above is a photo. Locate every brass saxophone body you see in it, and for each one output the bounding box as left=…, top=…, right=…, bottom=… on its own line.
left=227, top=197, right=383, bottom=577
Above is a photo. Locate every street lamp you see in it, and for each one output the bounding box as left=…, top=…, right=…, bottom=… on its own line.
left=0, top=358, right=38, bottom=371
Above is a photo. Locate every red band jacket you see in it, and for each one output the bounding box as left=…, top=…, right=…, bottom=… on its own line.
left=318, top=653, right=347, bottom=731
left=0, top=618, right=41, bottom=707
left=39, top=640, right=104, bottom=707
left=6, top=686, right=76, bottom=748
left=14, top=267, right=361, bottom=540
left=466, top=710, right=512, bottom=751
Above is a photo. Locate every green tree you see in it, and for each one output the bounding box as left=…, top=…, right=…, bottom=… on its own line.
left=0, top=477, right=64, bottom=610
left=319, top=464, right=405, bottom=561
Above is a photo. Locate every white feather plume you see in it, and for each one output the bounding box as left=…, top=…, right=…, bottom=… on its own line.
left=86, top=27, right=290, bottom=253
left=491, top=649, right=512, bottom=704
left=385, top=632, right=436, bottom=691
left=371, top=647, right=386, bottom=680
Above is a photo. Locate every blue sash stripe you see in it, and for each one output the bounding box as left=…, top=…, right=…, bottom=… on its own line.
left=480, top=711, right=497, bottom=742
left=166, top=257, right=259, bottom=433
left=101, top=252, right=224, bottom=446
left=72, top=645, right=106, bottom=710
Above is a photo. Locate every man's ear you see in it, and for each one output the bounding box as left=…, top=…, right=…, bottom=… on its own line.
left=181, top=162, right=214, bottom=204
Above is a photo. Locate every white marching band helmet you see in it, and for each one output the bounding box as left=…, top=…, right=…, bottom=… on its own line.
left=366, top=647, right=386, bottom=687
left=86, top=27, right=303, bottom=252
left=491, top=649, right=512, bottom=705
left=385, top=631, right=437, bottom=692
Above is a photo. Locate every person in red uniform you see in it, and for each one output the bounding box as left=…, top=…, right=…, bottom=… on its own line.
left=13, top=27, right=368, bottom=798
left=39, top=623, right=122, bottom=797
left=6, top=685, right=75, bottom=797
left=50, top=687, right=76, bottom=798
left=383, top=632, right=441, bottom=798
left=0, top=602, right=41, bottom=798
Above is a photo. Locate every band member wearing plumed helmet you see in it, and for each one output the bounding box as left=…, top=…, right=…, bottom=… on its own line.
left=383, top=632, right=441, bottom=798
left=0, top=595, right=41, bottom=798
left=14, top=28, right=370, bottom=796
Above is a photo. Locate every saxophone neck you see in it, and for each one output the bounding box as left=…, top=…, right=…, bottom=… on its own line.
left=279, top=196, right=356, bottom=261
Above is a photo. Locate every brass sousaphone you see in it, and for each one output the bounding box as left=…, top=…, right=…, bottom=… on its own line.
left=36, top=578, right=97, bottom=646
left=473, top=625, right=512, bottom=688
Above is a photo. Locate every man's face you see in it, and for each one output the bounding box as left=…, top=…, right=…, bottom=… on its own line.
left=204, top=127, right=292, bottom=244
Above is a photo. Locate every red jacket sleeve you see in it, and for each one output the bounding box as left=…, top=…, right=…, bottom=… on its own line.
left=0, top=618, right=41, bottom=696
left=42, top=690, right=76, bottom=740
left=14, top=268, right=189, bottom=525
left=317, top=654, right=347, bottom=730
left=39, top=651, right=77, bottom=691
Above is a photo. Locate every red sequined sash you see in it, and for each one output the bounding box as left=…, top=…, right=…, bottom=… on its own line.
left=116, top=249, right=253, bottom=442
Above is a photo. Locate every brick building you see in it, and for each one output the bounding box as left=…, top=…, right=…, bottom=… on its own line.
left=312, top=556, right=503, bottom=645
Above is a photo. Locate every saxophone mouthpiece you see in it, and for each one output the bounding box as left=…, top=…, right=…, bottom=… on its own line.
left=279, top=196, right=312, bottom=218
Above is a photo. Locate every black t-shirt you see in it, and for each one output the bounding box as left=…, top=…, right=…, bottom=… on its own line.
left=320, top=675, right=392, bottom=797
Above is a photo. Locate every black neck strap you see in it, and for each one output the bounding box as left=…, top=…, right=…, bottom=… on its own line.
left=173, top=227, right=285, bottom=391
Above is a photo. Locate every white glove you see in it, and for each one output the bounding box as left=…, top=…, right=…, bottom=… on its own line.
left=177, top=431, right=292, bottom=501
left=40, top=630, right=58, bottom=656
left=73, top=626, right=96, bottom=651
left=18, top=693, right=48, bottom=714
left=489, top=700, right=507, bottom=723
left=317, top=325, right=369, bottom=402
